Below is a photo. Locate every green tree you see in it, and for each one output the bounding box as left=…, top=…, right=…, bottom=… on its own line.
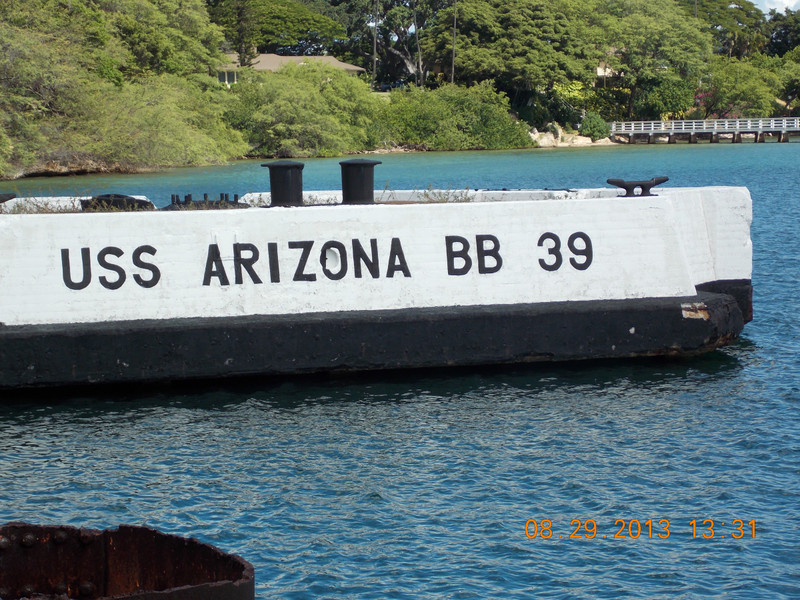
left=112, top=0, right=226, bottom=76
left=322, top=0, right=445, bottom=86
left=697, top=55, right=781, bottom=117
left=379, top=0, right=443, bottom=84
left=421, top=0, right=601, bottom=114
left=675, top=0, right=766, bottom=58
left=206, top=0, right=260, bottom=65
left=69, top=75, right=247, bottom=168
left=635, top=76, right=696, bottom=119
left=766, top=8, right=800, bottom=57
left=780, top=47, right=800, bottom=113
left=0, top=22, right=89, bottom=173
left=599, top=0, right=712, bottom=119
left=207, top=0, right=345, bottom=62
left=0, top=126, right=12, bottom=176
left=1, top=0, right=225, bottom=78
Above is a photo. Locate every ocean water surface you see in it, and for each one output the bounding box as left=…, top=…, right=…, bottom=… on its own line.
left=1, top=144, right=798, bottom=599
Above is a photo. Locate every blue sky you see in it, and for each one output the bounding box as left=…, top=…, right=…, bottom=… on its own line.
left=756, top=0, right=800, bottom=13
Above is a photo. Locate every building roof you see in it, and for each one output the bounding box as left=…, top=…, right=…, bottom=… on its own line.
left=223, top=53, right=365, bottom=74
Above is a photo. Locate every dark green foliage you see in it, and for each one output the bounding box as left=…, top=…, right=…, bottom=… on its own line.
left=422, top=0, right=600, bottom=97
left=322, top=0, right=443, bottom=86
left=767, top=9, right=800, bottom=57
left=208, top=0, right=345, bottom=61
left=599, top=0, right=712, bottom=119
left=518, top=90, right=584, bottom=130
left=382, top=83, right=533, bottom=150
left=697, top=55, right=782, bottom=118
left=674, top=0, right=766, bottom=58
left=780, top=48, right=800, bottom=113
left=635, top=76, right=696, bottom=119
left=579, top=113, right=609, bottom=141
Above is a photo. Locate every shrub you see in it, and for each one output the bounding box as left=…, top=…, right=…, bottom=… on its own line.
left=382, top=82, right=532, bottom=151
left=0, top=20, right=247, bottom=177
left=0, top=126, right=12, bottom=177
left=226, top=63, right=383, bottom=157
left=68, top=75, right=248, bottom=168
left=579, top=112, right=610, bottom=141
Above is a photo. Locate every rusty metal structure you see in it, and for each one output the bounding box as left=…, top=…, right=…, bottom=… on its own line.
left=0, top=523, right=254, bottom=600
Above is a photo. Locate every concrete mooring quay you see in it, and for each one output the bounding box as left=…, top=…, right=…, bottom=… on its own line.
left=610, top=118, right=800, bottom=144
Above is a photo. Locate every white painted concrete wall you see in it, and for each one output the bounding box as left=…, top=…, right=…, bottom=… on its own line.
left=0, top=187, right=751, bottom=326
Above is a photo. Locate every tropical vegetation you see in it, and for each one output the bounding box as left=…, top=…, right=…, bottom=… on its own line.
left=2, top=0, right=800, bottom=177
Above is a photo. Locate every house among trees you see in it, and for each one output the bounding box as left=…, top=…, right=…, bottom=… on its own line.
left=218, top=54, right=365, bottom=85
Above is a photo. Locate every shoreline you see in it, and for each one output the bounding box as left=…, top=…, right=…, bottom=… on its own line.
left=1, top=139, right=619, bottom=182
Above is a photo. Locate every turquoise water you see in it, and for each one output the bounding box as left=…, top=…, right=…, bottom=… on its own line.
left=1, top=143, right=792, bottom=205
left=1, top=144, right=799, bottom=599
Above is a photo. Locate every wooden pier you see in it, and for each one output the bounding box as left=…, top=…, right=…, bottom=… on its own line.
left=610, top=118, right=800, bottom=144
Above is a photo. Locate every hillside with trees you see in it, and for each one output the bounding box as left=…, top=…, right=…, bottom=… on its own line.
left=2, top=0, right=800, bottom=178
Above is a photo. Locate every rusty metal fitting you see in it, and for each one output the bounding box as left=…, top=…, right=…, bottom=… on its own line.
left=78, top=527, right=98, bottom=546
left=79, top=581, right=96, bottom=596
left=0, top=522, right=255, bottom=600
left=53, top=530, right=69, bottom=545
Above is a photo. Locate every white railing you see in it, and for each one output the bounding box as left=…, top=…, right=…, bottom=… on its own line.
left=610, top=118, right=800, bottom=134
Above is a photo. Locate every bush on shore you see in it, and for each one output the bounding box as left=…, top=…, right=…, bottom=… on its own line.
left=382, top=82, right=533, bottom=151
left=579, top=112, right=611, bottom=141
left=0, top=0, right=253, bottom=179
left=73, top=75, right=248, bottom=169
left=225, top=62, right=384, bottom=157
left=0, top=73, right=249, bottom=178
left=226, top=67, right=533, bottom=158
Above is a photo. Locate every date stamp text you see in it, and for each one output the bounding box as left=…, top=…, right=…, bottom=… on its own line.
left=524, top=518, right=756, bottom=540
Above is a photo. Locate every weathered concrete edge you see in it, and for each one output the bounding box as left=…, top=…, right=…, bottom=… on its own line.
left=0, top=285, right=748, bottom=389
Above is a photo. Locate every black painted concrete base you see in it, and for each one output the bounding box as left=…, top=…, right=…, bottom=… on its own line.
left=696, top=279, right=753, bottom=323
left=0, top=286, right=748, bottom=389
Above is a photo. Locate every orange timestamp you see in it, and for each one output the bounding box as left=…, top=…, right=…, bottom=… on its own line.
left=524, top=518, right=756, bottom=540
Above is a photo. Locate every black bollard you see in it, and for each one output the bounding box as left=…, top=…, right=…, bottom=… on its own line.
left=606, top=176, right=669, bottom=197
left=340, top=159, right=382, bottom=204
left=262, top=161, right=305, bottom=206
